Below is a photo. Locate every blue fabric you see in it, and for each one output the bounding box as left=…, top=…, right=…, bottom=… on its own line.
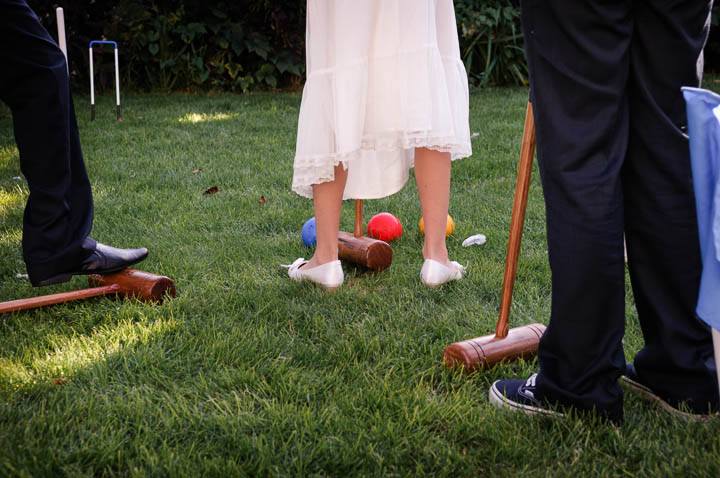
left=683, top=87, right=720, bottom=330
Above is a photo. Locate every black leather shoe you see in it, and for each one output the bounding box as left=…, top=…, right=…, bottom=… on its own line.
left=34, top=243, right=148, bottom=287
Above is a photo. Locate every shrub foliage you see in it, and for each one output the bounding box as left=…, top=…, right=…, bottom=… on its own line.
left=34, top=1, right=720, bottom=92
left=31, top=0, right=305, bottom=92
left=455, top=0, right=526, bottom=87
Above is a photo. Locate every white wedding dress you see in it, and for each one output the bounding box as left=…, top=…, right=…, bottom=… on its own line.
left=292, top=0, right=472, bottom=199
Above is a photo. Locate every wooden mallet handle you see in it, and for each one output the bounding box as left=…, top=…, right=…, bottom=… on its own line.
left=496, top=101, right=536, bottom=339
left=0, top=285, right=121, bottom=315
left=354, top=200, right=363, bottom=237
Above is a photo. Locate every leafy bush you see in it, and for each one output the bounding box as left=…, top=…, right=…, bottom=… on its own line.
left=31, top=0, right=305, bottom=92
left=455, top=0, right=527, bottom=87
left=31, top=0, right=530, bottom=92
left=109, top=1, right=305, bottom=92
left=26, top=1, right=720, bottom=92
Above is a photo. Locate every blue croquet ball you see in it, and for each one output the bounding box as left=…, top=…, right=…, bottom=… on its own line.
left=301, top=217, right=317, bottom=247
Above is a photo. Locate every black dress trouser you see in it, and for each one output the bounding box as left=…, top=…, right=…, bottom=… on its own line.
left=0, top=0, right=95, bottom=284
left=521, top=0, right=720, bottom=418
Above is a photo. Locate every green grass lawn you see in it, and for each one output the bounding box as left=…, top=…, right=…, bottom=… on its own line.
left=1, top=89, right=718, bottom=477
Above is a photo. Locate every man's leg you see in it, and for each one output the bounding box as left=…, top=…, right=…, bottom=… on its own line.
left=624, top=0, right=719, bottom=413
left=519, top=0, right=632, bottom=420
left=0, top=0, right=95, bottom=285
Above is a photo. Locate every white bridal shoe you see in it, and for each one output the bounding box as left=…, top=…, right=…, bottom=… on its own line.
left=283, top=258, right=344, bottom=290
left=420, top=259, right=466, bottom=288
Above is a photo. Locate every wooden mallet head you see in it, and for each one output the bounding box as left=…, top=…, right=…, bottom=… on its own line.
left=88, top=269, right=176, bottom=302
left=443, top=324, right=546, bottom=371
left=338, top=200, right=393, bottom=271
left=338, top=232, right=393, bottom=271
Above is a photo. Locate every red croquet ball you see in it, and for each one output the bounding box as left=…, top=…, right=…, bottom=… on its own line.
left=367, top=212, right=403, bottom=242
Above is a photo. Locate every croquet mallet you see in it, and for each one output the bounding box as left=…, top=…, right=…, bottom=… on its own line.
left=338, top=200, right=393, bottom=271
left=443, top=101, right=547, bottom=371
left=0, top=269, right=176, bottom=315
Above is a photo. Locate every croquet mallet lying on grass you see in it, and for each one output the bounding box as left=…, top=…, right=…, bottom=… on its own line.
left=0, top=269, right=176, bottom=315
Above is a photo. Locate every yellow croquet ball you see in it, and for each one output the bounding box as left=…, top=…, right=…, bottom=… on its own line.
left=418, top=215, right=455, bottom=237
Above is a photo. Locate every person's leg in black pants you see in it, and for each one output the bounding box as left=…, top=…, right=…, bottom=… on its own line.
left=624, top=0, right=718, bottom=412
left=489, top=0, right=718, bottom=421
left=0, top=0, right=147, bottom=286
left=520, top=0, right=632, bottom=422
left=0, top=0, right=94, bottom=284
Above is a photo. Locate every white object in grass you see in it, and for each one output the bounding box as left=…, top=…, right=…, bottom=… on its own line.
left=462, top=234, right=487, bottom=247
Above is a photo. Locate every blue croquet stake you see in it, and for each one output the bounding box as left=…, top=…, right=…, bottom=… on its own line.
left=301, top=217, right=317, bottom=247
left=89, top=40, right=122, bottom=121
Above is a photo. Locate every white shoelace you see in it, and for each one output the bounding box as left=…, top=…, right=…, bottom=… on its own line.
left=520, top=373, right=539, bottom=401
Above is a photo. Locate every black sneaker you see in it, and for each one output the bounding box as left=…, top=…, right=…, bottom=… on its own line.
left=489, top=373, right=564, bottom=418
left=621, top=364, right=718, bottom=421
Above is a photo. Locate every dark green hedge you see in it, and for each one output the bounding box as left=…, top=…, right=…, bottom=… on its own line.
left=29, top=0, right=526, bottom=92
left=31, top=1, right=306, bottom=92
left=28, top=1, right=720, bottom=92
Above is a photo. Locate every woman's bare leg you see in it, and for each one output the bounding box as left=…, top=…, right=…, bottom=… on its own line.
left=415, top=148, right=451, bottom=264
left=306, top=164, right=348, bottom=268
